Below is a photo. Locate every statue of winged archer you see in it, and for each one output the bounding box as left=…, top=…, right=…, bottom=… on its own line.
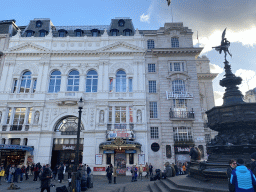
left=212, top=28, right=232, bottom=62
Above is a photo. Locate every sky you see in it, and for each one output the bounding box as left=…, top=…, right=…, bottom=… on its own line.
left=1, top=0, right=256, bottom=106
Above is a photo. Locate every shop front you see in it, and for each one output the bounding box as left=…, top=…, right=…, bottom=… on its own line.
left=174, top=145, right=190, bottom=166
left=51, top=144, right=83, bottom=169
left=99, top=138, right=142, bottom=176
left=0, top=144, right=34, bottom=167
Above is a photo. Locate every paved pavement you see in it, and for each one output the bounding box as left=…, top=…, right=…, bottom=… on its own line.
left=0, top=174, right=151, bottom=192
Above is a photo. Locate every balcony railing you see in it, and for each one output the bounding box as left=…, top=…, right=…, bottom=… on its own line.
left=10, top=125, right=23, bottom=131
left=169, top=109, right=195, bottom=119
left=166, top=91, right=193, bottom=100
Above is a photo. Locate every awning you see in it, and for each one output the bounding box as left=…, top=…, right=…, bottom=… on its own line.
left=0, top=144, right=34, bottom=155
left=99, top=138, right=142, bottom=150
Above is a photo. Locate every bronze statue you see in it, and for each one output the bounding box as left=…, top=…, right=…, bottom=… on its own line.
left=212, top=28, right=232, bottom=61
left=167, top=0, right=171, bottom=6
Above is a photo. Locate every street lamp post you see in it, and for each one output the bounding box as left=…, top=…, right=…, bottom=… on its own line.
left=72, top=97, right=83, bottom=192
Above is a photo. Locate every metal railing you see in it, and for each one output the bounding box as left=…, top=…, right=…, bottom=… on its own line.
left=10, top=125, right=23, bottom=131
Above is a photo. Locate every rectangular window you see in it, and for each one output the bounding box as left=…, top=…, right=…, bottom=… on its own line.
left=109, top=107, right=112, bottom=123
left=149, top=102, right=157, bottom=118
left=13, top=108, right=26, bottom=126
left=109, top=78, right=113, bottom=92
left=115, top=107, right=126, bottom=124
left=129, top=78, right=133, bottom=92
left=106, top=154, right=111, bottom=165
left=170, top=63, right=172, bottom=71
left=129, top=106, right=133, bottom=123
left=149, top=81, right=156, bottom=93
left=40, top=32, right=45, bottom=37
left=148, top=64, right=156, bottom=73
left=32, top=79, right=37, bottom=93
left=59, top=32, right=65, bottom=37
left=27, top=108, right=33, bottom=124
left=174, top=63, right=181, bottom=71
left=12, top=79, right=18, bottom=93
left=150, top=127, right=159, bottom=139
left=76, top=31, right=81, bottom=37
left=26, top=32, right=32, bottom=37
left=129, top=153, right=134, bottom=164
left=173, top=99, right=187, bottom=108
left=6, top=108, right=12, bottom=124
left=173, top=127, right=192, bottom=142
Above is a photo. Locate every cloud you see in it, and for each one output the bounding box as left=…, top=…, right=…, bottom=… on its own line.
left=214, top=91, right=224, bottom=106
left=145, top=0, right=256, bottom=53
left=235, top=69, right=256, bottom=94
left=140, top=13, right=150, bottom=23
left=210, top=63, right=224, bottom=74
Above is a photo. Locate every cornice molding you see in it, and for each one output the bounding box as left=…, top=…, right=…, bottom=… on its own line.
left=197, top=73, right=218, bottom=80
left=150, top=47, right=203, bottom=56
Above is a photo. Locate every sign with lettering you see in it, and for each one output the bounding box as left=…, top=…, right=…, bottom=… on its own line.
left=62, top=145, right=75, bottom=150
left=177, top=147, right=190, bottom=152
left=93, top=167, right=105, bottom=172
left=108, top=130, right=132, bottom=139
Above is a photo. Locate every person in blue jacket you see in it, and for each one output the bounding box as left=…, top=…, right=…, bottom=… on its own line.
left=230, top=158, right=256, bottom=192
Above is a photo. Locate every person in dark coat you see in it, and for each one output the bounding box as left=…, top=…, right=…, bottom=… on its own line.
left=189, top=146, right=198, bottom=161
left=66, top=164, right=72, bottom=179
left=227, top=159, right=236, bottom=192
left=149, top=163, right=153, bottom=176
left=57, top=164, right=64, bottom=183
left=76, top=166, right=83, bottom=192
left=40, top=167, right=52, bottom=192
left=106, top=164, right=113, bottom=183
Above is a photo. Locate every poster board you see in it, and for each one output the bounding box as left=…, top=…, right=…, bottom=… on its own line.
left=95, top=154, right=103, bottom=165
left=138, top=154, right=145, bottom=165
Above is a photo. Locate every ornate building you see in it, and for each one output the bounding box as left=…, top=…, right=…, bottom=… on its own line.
left=0, top=18, right=216, bottom=174
left=244, top=87, right=256, bottom=103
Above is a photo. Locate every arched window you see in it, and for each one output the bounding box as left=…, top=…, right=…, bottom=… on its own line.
left=171, top=37, right=179, bottom=48
left=67, top=70, right=79, bottom=91
left=20, top=71, right=31, bottom=93
left=55, top=116, right=84, bottom=135
left=116, top=70, right=126, bottom=92
left=48, top=70, right=61, bottom=93
left=172, top=80, right=185, bottom=94
left=147, top=39, right=155, bottom=49
left=86, top=70, right=98, bottom=92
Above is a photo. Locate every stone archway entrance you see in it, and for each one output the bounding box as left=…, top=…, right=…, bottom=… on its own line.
left=51, top=116, right=84, bottom=169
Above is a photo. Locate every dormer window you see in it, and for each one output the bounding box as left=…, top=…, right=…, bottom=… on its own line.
left=118, top=19, right=125, bottom=27
left=91, top=29, right=99, bottom=37
left=36, top=20, right=42, bottom=28
left=58, top=29, right=67, bottom=37
left=39, top=29, right=47, bottom=37
left=26, top=30, right=34, bottom=37
left=123, top=29, right=132, bottom=36
left=171, top=37, right=179, bottom=48
left=74, top=29, right=83, bottom=37
left=110, top=29, right=119, bottom=36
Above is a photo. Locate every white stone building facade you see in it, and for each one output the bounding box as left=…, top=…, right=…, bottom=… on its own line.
left=0, top=18, right=216, bottom=174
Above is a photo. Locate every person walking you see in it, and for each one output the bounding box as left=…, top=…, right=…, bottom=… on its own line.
left=57, top=164, right=64, bottom=183
left=227, top=159, right=236, bottom=192
left=76, top=166, right=83, bottom=192
left=0, top=164, right=5, bottom=185
left=230, top=158, right=256, bottom=192
left=106, top=164, right=113, bottom=184
left=66, top=164, right=72, bottom=179
left=25, top=165, right=29, bottom=180
left=40, top=167, right=52, bottom=192
left=149, top=163, right=153, bottom=176
left=145, top=163, right=149, bottom=178
left=33, top=164, right=40, bottom=181
left=20, top=165, right=26, bottom=182
left=139, top=164, right=143, bottom=181
left=8, top=165, right=15, bottom=183
left=87, top=165, right=91, bottom=177
left=113, top=164, right=117, bottom=184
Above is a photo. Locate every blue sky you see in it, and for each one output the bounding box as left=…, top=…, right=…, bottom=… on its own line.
left=1, top=0, right=256, bottom=106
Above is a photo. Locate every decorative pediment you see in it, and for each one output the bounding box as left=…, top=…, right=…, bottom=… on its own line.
left=8, top=42, right=50, bottom=53
left=97, top=41, right=145, bottom=53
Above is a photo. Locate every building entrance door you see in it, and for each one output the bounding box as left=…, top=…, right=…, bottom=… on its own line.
left=115, top=150, right=126, bottom=175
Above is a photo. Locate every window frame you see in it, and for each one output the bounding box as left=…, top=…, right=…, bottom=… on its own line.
left=149, top=102, right=158, bottom=119
left=173, top=127, right=193, bottom=142
left=149, top=80, right=156, bottom=93
left=150, top=127, right=159, bottom=139
left=147, top=39, right=155, bottom=49
left=148, top=64, right=156, bottom=73
left=67, top=70, right=80, bottom=92
left=86, top=70, right=98, bottom=93
left=172, top=79, right=186, bottom=94
left=48, top=70, right=61, bottom=93
left=170, top=62, right=185, bottom=72
left=19, top=71, right=32, bottom=93
left=116, top=70, right=126, bottom=92
left=171, top=37, right=179, bottom=48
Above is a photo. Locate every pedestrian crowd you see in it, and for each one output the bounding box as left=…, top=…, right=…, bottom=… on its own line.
left=0, top=162, right=92, bottom=192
